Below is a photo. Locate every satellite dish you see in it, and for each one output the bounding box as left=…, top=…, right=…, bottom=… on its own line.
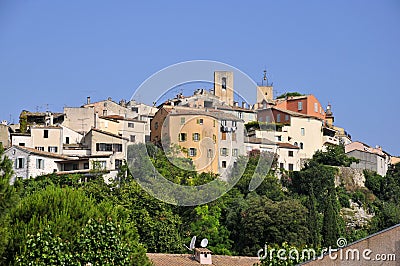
left=200, top=238, right=208, bottom=248
left=184, top=236, right=197, bottom=251
left=189, top=236, right=196, bottom=250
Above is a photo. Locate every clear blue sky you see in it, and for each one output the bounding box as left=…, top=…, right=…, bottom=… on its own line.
left=1, top=1, right=399, bottom=155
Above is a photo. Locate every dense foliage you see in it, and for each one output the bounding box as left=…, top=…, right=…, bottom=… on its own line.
left=0, top=143, right=399, bottom=265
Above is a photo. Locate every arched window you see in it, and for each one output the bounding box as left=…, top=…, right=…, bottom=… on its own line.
left=294, top=142, right=298, bottom=147
left=300, top=142, right=304, bottom=149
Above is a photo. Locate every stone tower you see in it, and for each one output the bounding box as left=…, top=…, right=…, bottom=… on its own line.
left=213, top=71, right=234, bottom=106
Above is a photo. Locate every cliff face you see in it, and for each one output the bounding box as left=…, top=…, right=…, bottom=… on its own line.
left=334, top=166, right=365, bottom=190
left=334, top=166, right=374, bottom=229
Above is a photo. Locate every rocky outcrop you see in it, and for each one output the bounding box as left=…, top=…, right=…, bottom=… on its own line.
left=341, top=199, right=374, bottom=228
left=334, top=166, right=365, bottom=190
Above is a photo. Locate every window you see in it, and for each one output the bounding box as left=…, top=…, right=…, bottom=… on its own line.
left=189, top=148, right=197, bottom=157
left=130, top=135, right=136, bottom=142
left=288, top=150, right=294, bottom=157
left=238, top=112, right=243, bottom=119
left=298, top=102, right=303, bottom=111
left=44, top=130, right=49, bottom=138
left=213, top=134, right=217, bottom=143
left=314, top=103, right=318, bottom=112
left=222, top=132, right=227, bottom=140
left=232, top=148, right=238, bottom=157
left=103, top=110, right=107, bottom=116
left=277, top=114, right=281, bottom=122
left=113, top=144, right=122, bottom=152
left=213, top=120, right=216, bottom=127
left=84, top=163, right=89, bottom=169
left=73, top=164, right=78, bottom=170
left=98, top=161, right=107, bottom=169
left=181, top=117, right=185, bottom=125
left=19, top=143, right=25, bottom=146
left=285, top=115, right=289, bottom=121
left=207, top=149, right=213, bottom=158
left=222, top=161, right=227, bottom=168
left=115, top=159, right=123, bottom=169
left=277, top=136, right=282, bottom=142
left=301, top=128, right=305, bottom=136
left=36, top=158, right=44, bottom=169
left=35, top=146, right=44, bottom=151
left=197, top=118, right=204, bottom=125
left=193, top=133, right=200, bottom=141
left=220, top=148, right=228, bottom=156
left=66, top=137, right=70, bottom=144
left=16, top=158, right=25, bottom=169
left=221, top=120, right=227, bottom=126
left=128, top=122, right=135, bottom=128
left=131, top=107, right=139, bottom=112
left=95, top=143, right=122, bottom=152
left=288, top=163, right=294, bottom=171
left=294, top=142, right=298, bottom=147
left=222, top=77, right=227, bottom=90
left=48, top=146, right=58, bottom=153
left=300, top=142, right=304, bottom=149
left=179, top=133, right=187, bottom=142
left=154, top=122, right=159, bottom=130
left=280, top=163, right=284, bottom=169
left=232, top=121, right=237, bottom=127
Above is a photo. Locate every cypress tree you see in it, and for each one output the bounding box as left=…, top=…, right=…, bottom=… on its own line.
left=322, top=186, right=339, bottom=247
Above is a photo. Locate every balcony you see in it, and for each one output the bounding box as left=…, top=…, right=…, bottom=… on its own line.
left=323, top=135, right=339, bottom=145
left=220, top=126, right=237, bottom=132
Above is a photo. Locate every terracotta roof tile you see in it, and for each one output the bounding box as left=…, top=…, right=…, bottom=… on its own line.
left=146, top=253, right=260, bottom=266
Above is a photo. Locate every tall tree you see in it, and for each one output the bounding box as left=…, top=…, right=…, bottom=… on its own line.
left=322, top=187, right=340, bottom=247
left=0, top=143, right=18, bottom=261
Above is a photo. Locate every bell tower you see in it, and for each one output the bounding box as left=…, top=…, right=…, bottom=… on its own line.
left=256, top=70, right=274, bottom=104
left=213, top=71, right=234, bottom=106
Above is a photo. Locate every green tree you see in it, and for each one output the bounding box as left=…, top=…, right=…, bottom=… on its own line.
left=307, top=188, right=321, bottom=248
left=187, top=204, right=232, bottom=255
left=6, top=185, right=148, bottom=264
left=0, top=143, right=18, bottom=262
left=322, top=187, right=340, bottom=247
left=312, top=144, right=358, bottom=167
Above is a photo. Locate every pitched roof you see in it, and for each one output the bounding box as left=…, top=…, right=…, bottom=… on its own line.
left=278, top=142, right=300, bottom=149
left=8, top=146, right=70, bottom=160
left=99, top=115, right=145, bottom=123
left=166, top=106, right=243, bottom=121
left=90, top=128, right=129, bottom=141
left=245, top=137, right=276, bottom=145
left=146, top=253, right=259, bottom=266
left=263, top=107, right=322, bottom=120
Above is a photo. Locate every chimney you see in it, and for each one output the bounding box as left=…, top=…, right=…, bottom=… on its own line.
left=234, top=101, right=238, bottom=107
left=194, top=248, right=212, bottom=265
left=242, top=102, right=246, bottom=109
left=87, top=96, right=91, bottom=105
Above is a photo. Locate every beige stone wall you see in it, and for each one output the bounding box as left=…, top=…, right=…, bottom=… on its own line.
left=168, top=114, right=219, bottom=173
left=31, top=127, right=63, bottom=154
left=302, top=224, right=399, bottom=266
left=214, top=71, right=234, bottom=106
left=63, top=107, right=95, bottom=133
left=257, top=86, right=274, bottom=103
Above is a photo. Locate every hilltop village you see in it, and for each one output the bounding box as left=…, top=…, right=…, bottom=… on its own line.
left=0, top=70, right=396, bottom=183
